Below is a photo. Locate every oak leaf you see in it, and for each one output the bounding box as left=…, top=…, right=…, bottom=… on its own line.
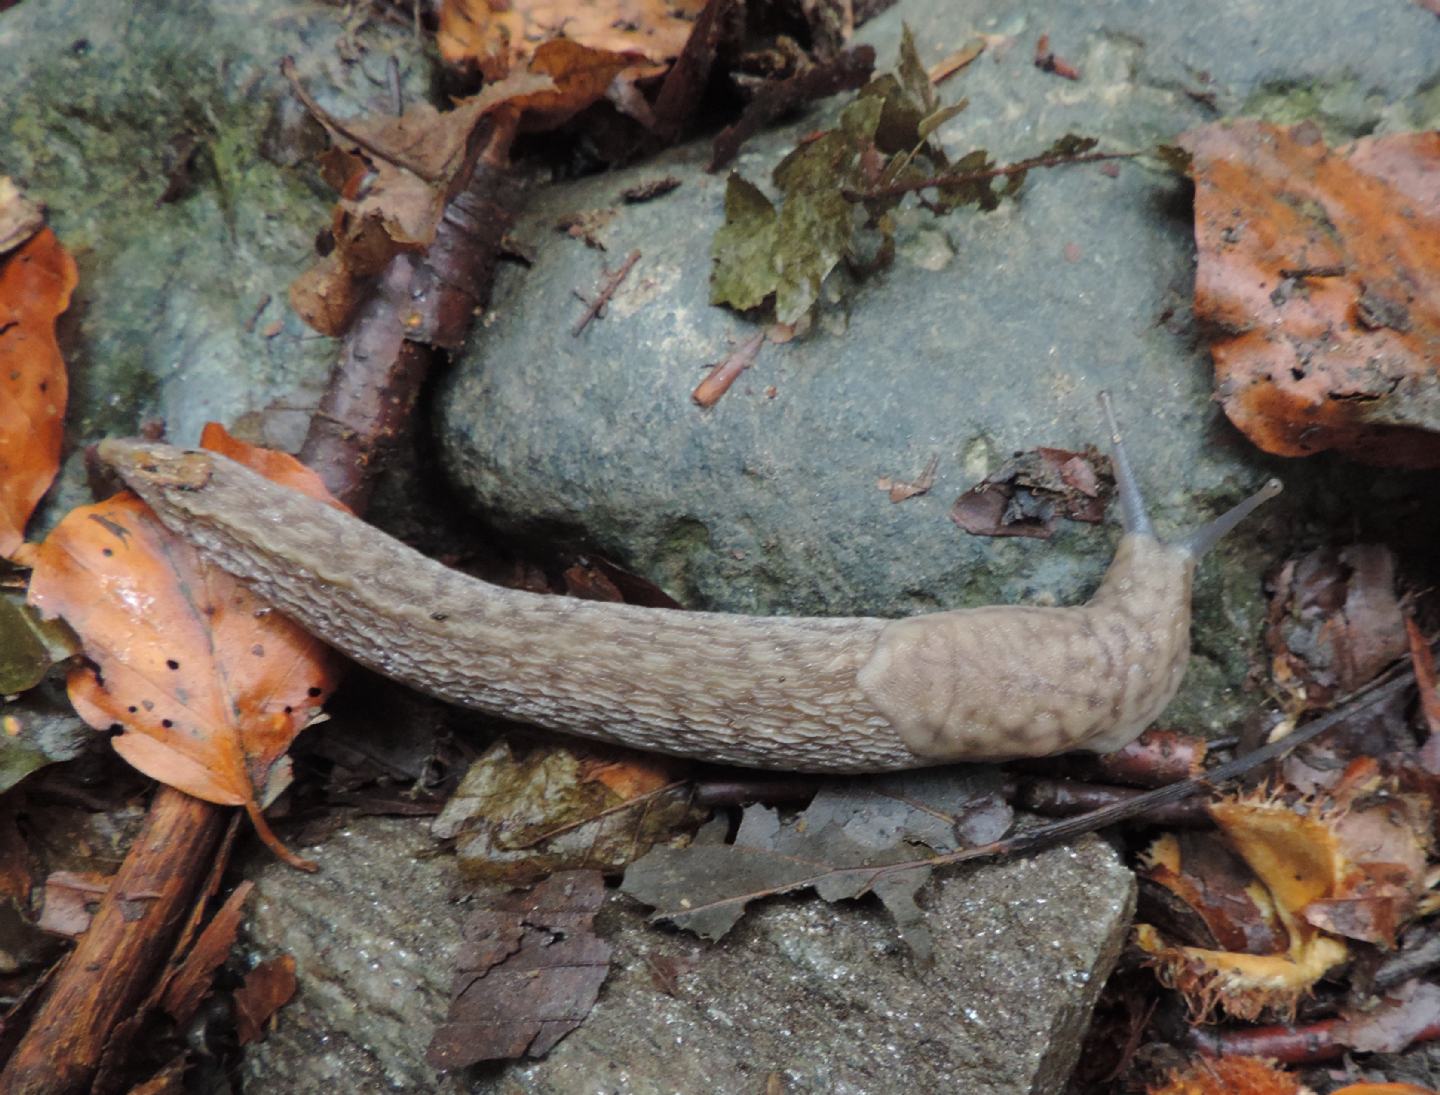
left=26, top=425, right=343, bottom=868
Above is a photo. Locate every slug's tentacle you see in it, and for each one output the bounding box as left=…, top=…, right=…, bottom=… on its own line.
left=1098, top=390, right=1153, bottom=538
left=96, top=395, right=1281, bottom=774
left=1181, top=478, right=1284, bottom=559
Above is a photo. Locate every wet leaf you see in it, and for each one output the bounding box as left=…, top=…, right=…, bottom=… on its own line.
left=621, top=770, right=1011, bottom=959
left=1266, top=544, right=1407, bottom=707
left=434, top=740, right=699, bottom=884
left=1182, top=122, right=1440, bottom=467
left=709, top=175, right=779, bottom=312
left=0, top=587, right=77, bottom=694
left=0, top=226, right=76, bottom=559
left=0, top=176, right=44, bottom=256
left=0, top=693, right=91, bottom=796
left=233, top=955, right=298, bottom=1045
left=26, top=426, right=342, bottom=867
left=427, top=870, right=612, bottom=1067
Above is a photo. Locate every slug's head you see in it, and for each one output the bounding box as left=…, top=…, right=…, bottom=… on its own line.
left=1098, top=391, right=1282, bottom=566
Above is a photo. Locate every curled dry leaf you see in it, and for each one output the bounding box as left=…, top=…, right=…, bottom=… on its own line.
left=0, top=227, right=77, bottom=559
left=1183, top=121, right=1440, bottom=467
left=26, top=425, right=343, bottom=869
left=949, top=446, right=1110, bottom=539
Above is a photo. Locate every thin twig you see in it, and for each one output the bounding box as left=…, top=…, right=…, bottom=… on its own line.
left=646, top=672, right=1415, bottom=926
left=280, top=56, right=441, bottom=184
left=571, top=249, right=641, bottom=337
left=692, top=331, right=765, bottom=407
left=842, top=149, right=1138, bottom=203
left=517, top=780, right=688, bottom=848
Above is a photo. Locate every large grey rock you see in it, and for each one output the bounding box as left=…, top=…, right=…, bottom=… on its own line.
left=241, top=816, right=1135, bottom=1094
left=0, top=0, right=430, bottom=523
left=437, top=0, right=1440, bottom=734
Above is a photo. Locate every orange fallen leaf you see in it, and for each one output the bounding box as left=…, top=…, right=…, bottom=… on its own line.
left=1183, top=122, right=1440, bottom=467
left=438, top=0, right=703, bottom=80
left=26, top=426, right=342, bottom=869
left=0, top=226, right=77, bottom=559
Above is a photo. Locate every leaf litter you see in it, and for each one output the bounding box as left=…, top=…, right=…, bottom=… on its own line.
left=427, top=869, right=612, bottom=1068
left=621, top=768, right=1012, bottom=961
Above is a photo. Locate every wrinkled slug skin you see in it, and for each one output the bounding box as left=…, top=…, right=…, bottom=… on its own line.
left=99, top=441, right=1198, bottom=773
left=856, top=536, right=1193, bottom=760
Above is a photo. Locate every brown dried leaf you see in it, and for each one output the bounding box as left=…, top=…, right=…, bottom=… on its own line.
left=426, top=870, right=612, bottom=1067
left=1266, top=544, right=1407, bottom=706
left=234, top=954, right=298, bottom=1045
left=949, top=446, right=1111, bottom=539
left=621, top=771, right=1013, bottom=959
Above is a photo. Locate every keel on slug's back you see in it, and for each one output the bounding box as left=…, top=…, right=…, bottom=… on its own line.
left=98, top=393, right=1281, bottom=773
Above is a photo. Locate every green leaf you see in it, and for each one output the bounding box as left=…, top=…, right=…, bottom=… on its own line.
left=709, top=174, right=779, bottom=312
left=918, top=99, right=968, bottom=142
left=0, top=590, right=74, bottom=695
left=896, top=22, right=936, bottom=115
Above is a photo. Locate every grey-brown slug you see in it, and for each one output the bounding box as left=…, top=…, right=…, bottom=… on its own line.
left=97, top=396, right=1280, bottom=773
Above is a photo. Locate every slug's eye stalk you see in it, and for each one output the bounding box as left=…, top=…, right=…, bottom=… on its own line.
left=1097, top=390, right=1153, bottom=539
left=1179, top=477, right=1284, bottom=560
left=1097, top=391, right=1282, bottom=557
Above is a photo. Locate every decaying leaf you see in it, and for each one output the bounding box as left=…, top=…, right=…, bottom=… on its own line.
left=234, top=954, right=298, bottom=1045
left=621, top=769, right=1012, bottom=959
left=949, top=446, right=1111, bottom=539
left=1183, top=121, right=1440, bottom=467
left=427, top=869, right=612, bottom=1067
left=433, top=739, right=701, bottom=884
left=26, top=426, right=343, bottom=868
left=0, top=226, right=76, bottom=559
left=36, top=870, right=110, bottom=938
left=1266, top=544, right=1408, bottom=707
left=285, top=64, right=555, bottom=336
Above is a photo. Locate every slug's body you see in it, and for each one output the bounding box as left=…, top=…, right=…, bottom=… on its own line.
left=98, top=397, right=1278, bottom=773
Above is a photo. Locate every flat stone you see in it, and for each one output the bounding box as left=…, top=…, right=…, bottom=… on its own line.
left=241, top=816, right=1135, bottom=1094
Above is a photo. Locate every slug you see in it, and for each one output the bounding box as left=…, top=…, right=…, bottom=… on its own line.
left=97, top=396, right=1280, bottom=774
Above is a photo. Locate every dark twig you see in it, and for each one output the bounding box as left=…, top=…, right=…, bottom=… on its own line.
left=642, top=672, right=1415, bottom=926
left=841, top=150, right=1137, bottom=203
left=571, top=250, right=640, bottom=337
